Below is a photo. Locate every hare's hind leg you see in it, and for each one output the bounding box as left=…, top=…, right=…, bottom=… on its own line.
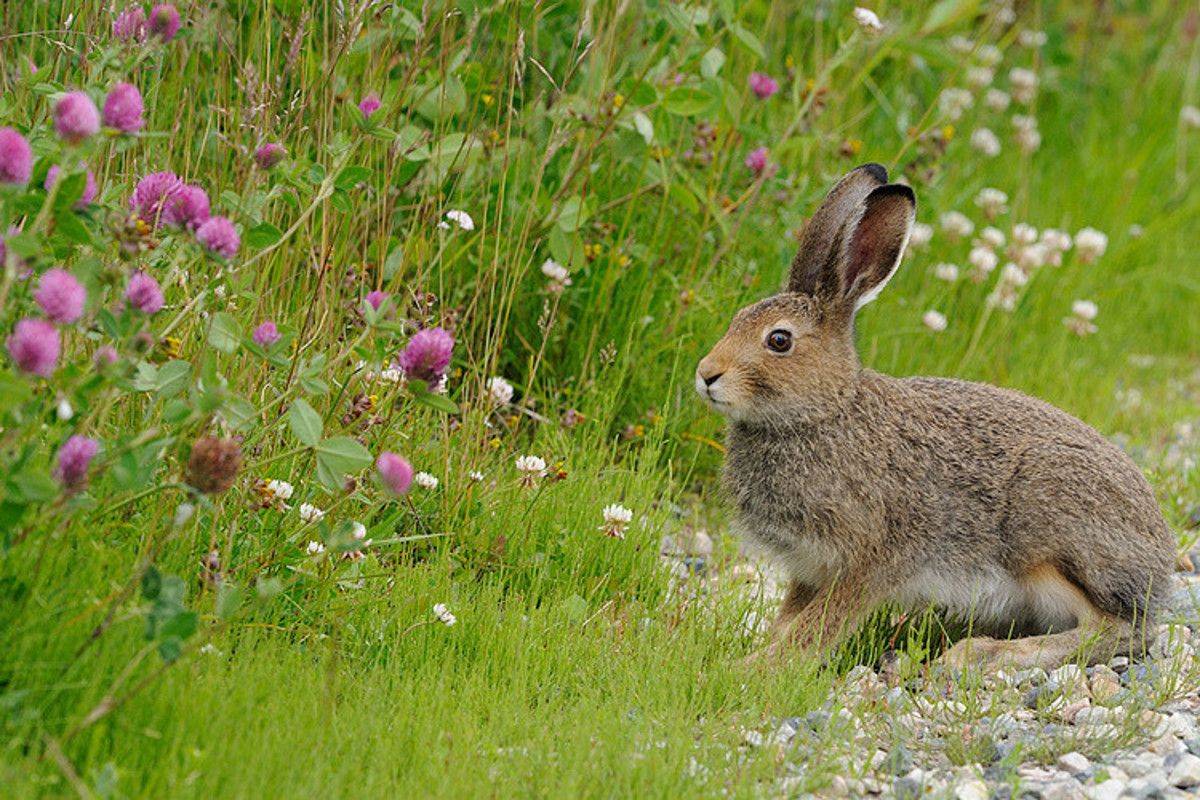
left=768, top=579, right=817, bottom=641
left=749, top=575, right=876, bottom=665
left=941, top=617, right=1133, bottom=671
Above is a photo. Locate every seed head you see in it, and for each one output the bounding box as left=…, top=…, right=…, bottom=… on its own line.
left=186, top=437, right=243, bottom=495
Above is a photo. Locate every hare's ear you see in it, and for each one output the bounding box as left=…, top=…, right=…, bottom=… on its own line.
left=787, top=163, right=889, bottom=298
left=838, top=183, right=916, bottom=310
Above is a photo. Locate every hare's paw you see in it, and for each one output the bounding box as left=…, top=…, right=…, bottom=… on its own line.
left=940, top=636, right=1005, bottom=671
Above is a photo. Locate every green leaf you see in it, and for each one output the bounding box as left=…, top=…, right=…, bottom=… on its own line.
left=412, top=390, right=460, bottom=415
left=922, top=0, right=980, bottom=32
left=154, top=360, right=192, bottom=399
left=160, top=610, right=199, bottom=640
left=52, top=171, right=88, bottom=210
left=141, top=566, right=162, bottom=600
left=298, top=375, right=330, bottom=396
left=162, top=399, right=192, bottom=424
left=729, top=23, right=765, bottom=58
left=255, top=577, right=283, bottom=600
left=632, top=112, right=654, bottom=145
left=224, top=396, right=258, bottom=432
left=664, top=87, right=717, bottom=117
left=158, top=636, right=183, bottom=662
left=554, top=195, right=591, bottom=232
left=288, top=399, right=323, bottom=447
left=53, top=212, right=92, bottom=246
left=245, top=222, right=283, bottom=250
left=216, top=584, right=242, bottom=619
left=315, top=436, right=372, bottom=490
left=334, top=166, right=372, bottom=190
left=10, top=470, right=57, bottom=504
left=208, top=312, right=242, bottom=354
left=383, top=243, right=405, bottom=281
left=700, top=47, right=726, bottom=79
left=561, top=594, right=588, bottom=621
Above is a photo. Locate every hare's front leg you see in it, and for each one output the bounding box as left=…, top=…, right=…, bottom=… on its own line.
left=768, top=579, right=817, bottom=641
left=751, top=575, right=875, bottom=665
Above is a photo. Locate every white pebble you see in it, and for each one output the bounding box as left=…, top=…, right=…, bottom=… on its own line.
left=1169, top=753, right=1200, bottom=788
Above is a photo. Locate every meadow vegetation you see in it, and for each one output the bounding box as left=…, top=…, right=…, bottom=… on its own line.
left=2, top=0, right=1199, bottom=796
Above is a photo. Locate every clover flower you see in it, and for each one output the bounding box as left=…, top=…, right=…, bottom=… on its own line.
left=359, top=92, right=381, bottom=121
left=125, top=272, right=164, bottom=314
left=515, top=455, right=546, bottom=488
left=345, top=522, right=371, bottom=561
left=148, top=5, right=181, bottom=42
left=266, top=478, right=294, bottom=502
left=305, top=540, right=326, bottom=554
left=163, top=185, right=210, bottom=230
left=974, top=188, right=1008, bottom=220
left=965, top=66, right=995, bottom=91
left=441, top=209, right=475, bottom=230
left=7, top=319, right=59, bottom=376
left=939, top=88, right=973, bottom=122
left=1181, top=106, right=1200, bottom=130
left=376, top=452, right=413, bottom=496
left=186, top=437, right=243, bottom=494
left=54, top=92, right=100, bottom=143
left=1074, top=227, right=1108, bottom=263
left=432, top=603, right=457, bottom=626
left=922, top=310, right=948, bottom=333
left=1065, top=300, right=1099, bottom=336
left=541, top=258, right=572, bottom=294
left=129, top=171, right=185, bottom=227
left=748, top=72, right=779, bottom=100
left=1012, top=114, right=1042, bottom=154
left=487, top=376, right=514, bottom=406
left=395, top=327, right=454, bottom=386
left=978, top=226, right=1006, bottom=250
left=0, top=128, right=32, bottom=186
left=987, top=262, right=1028, bottom=312
left=34, top=268, right=87, bottom=324
left=414, top=472, right=439, bottom=490
left=299, top=503, right=325, bottom=523
left=1018, top=30, right=1048, bottom=48
left=967, top=247, right=998, bottom=282
left=905, top=222, right=933, bottom=254
left=103, top=83, right=145, bottom=132
left=54, top=435, right=99, bottom=490
left=113, top=7, right=147, bottom=42
left=365, top=290, right=388, bottom=312
left=933, top=262, right=960, bottom=283
left=970, top=127, right=1001, bottom=158
left=599, top=503, right=633, bottom=538
left=196, top=216, right=240, bottom=259
left=45, top=164, right=97, bottom=208
left=744, top=146, right=770, bottom=176
left=469, top=471, right=484, bottom=482
left=253, top=143, right=286, bottom=170
left=983, top=88, right=1011, bottom=113
left=1009, top=67, right=1038, bottom=105
left=939, top=211, right=974, bottom=241
left=1011, top=222, right=1039, bottom=247
left=852, top=7, right=883, bottom=33
left=94, top=346, right=118, bottom=368
left=252, top=321, right=280, bottom=347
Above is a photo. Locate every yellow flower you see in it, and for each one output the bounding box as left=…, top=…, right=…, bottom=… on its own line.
left=612, top=94, right=625, bottom=109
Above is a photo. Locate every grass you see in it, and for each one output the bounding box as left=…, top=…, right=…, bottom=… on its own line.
left=2, top=0, right=1200, bottom=796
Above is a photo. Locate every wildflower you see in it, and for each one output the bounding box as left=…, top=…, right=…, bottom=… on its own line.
left=1128, top=224, right=1144, bottom=238
left=378, top=367, right=403, bottom=384
left=195, top=216, right=240, bottom=259
left=377, top=452, right=414, bottom=496
left=266, top=479, right=294, bottom=502
left=94, top=346, right=118, bottom=368
left=939, top=211, right=974, bottom=241
left=541, top=259, right=572, bottom=294
left=57, top=397, right=73, bottom=420
left=933, top=262, right=960, bottom=282
left=54, top=92, right=101, bottom=144
left=1012, top=114, right=1041, bottom=154
left=414, top=472, right=439, bottom=490
left=976, top=44, right=1003, bottom=67
left=162, top=185, right=210, bottom=230
left=1065, top=299, right=1099, bottom=336
left=599, top=503, right=633, bottom=538
left=443, top=209, right=475, bottom=230
left=922, top=310, right=948, bottom=332
left=34, top=268, right=87, bottom=323
left=432, top=603, right=457, bottom=626
left=1181, top=106, right=1200, bottom=130
left=0, top=128, right=32, bottom=186
left=53, top=436, right=99, bottom=490
left=852, top=7, right=883, bottom=33
left=365, top=290, right=388, bottom=311
left=174, top=502, right=195, bottom=526
left=299, top=503, right=325, bottom=523
left=939, top=88, right=973, bottom=122
left=186, top=437, right=243, bottom=494
left=1041, top=228, right=1073, bottom=253
left=967, top=247, right=998, bottom=281
left=947, top=36, right=974, bottom=56
left=125, top=272, right=164, bottom=314
left=966, top=66, right=995, bottom=90
left=1074, top=227, right=1108, bottom=263
left=469, top=470, right=484, bottom=482
left=974, top=188, right=1008, bottom=219
left=1009, top=67, right=1038, bottom=104
left=198, top=643, right=222, bottom=656
left=748, top=72, right=779, bottom=100
left=1018, top=30, right=1048, bottom=48
left=253, top=143, right=286, bottom=170
left=129, top=171, right=185, bottom=227
left=515, top=455, right=546, bottom=488
left=970, top=127, right=1001, bottom=158
left=979, top=226, right=1006, bottom=249
left=487, top=376, right=514, bottom=406
left=148, top=5, right=181, bottom=42
left=1011, top=222, right=1038, bottom=246
left=252, top=321, right=280, bottom=347
left=103, top=83, right=145, bottom=132
left=988, top=262, right=1028, bottom=311
left=396, top=327, right=454, bottom=385
left=906, top=222, right=934, bottom=254
left=983, top=88, right=1011, bottom=114
left=45, top=164, right=97, bottom=208
left=744, top=146, right=769, bottom=175
left=306, top=540, right=326, bottom=554
left=113, top=7, right=147, bottom=42
left=7, top=319, right=59, bottom=376
left=359, top=92, right=381, bottom=121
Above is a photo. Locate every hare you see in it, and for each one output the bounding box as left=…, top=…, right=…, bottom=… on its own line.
left=696, top=163, right=1175, bottom=670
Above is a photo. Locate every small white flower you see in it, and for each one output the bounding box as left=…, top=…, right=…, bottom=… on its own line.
left=1040, top=228, right=1073, bottom=253
left=906, top=222, right=934, bottom=253
left=970, top=127, right=1001, bottom=158
left=56, top=397, right=73, bottom=421
left=996, top=6, right=1016, bottom=25
left=976, top=43, right=1003, bottom=67
left=267, top=479, right=294, bottom=501
left=1018, top=30, right=1048, bottom=48
left=379, top=367, right=404, bottom=384
left=1000, top=261, right=1029, bottom=287
left=1182, top=105, right=1200, bottom=130
left=444, top=209, right=475, bottom=231
left=414, top=472, right=439, bottom=490
left=213, top=284, right=228, bottom=300
left=1014, top=243, right=1048, bottom=272
left=939, top=211, right=974, bottom=241
left=1074, top=227, right=1108, bottom=263
left=966, top=66, right=995, bottom=91
left=987, top=263, right=1027, bottom=311
left=1065, top=300, right=1099, bottom=336
left=1012, top=114, right=1041, bottom=153
left=1071, top=300, right=1099, bottom=321
left=1128, top=224, right=1144, bottom=238
left=1012, top=222, right=1039, bottom=246
left=433, top=602, right=457, bottom=626
left=939, top=88, right=974, bottom=121
left=979, top=226, right=1006, bottom=249
left=198, top=643, right=222, bottom=656
left=922, top=310, right=948, bottom=332
left=299, top=503, right=325, bottom=523
left=487, top=376, right=514, bottom=406
left=947, top=35, right=974, bottom=56
left=541, top=258, right=570, bottom=283
left=469, top=470, right=484, bottom=482
left=174, top=502, right=195, bottom=527
left=852, top=7, right=883, bottom=33
left=967, top=247, right=998, bottom=279
left=515, top=455, right=546, bottom=488
left=350, top=522, right=368, bottom=540
left=306, top=540, right=326, bottom=555
left=1009, top=67, right=1039, bottom=104
left=934, top=262, right=960, bottom=283
left=984, top=88, right=1011, bottom=114
left=974, top=187, right=1008, bottom=218
left=599, top=503, right=634, bottom=538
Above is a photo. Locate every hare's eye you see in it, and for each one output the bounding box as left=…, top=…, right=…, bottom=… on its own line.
left=766, top=329, right=793, bottom=353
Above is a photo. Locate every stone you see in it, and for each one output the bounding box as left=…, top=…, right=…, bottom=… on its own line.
left=1083, top=779, right=1124, bottom=800
left=955, top=778, right=989, bottom=800
left=1039, top=780, right=1086, bottom=800
left=1089, top=672, right=1121, bottom=701
left=825, top=775, right=849, bottom=797
left=1057, top=752, right=1091, bottom=774
left=1149, top=733, right=1181, bottom=756
left=1168, top=752, right=1200, bottom=788
left=1124, top=776, right=1166, bottom=800
left=893, top=776, right=922, bottom=800
left=881, top=744, right=913, bottom=776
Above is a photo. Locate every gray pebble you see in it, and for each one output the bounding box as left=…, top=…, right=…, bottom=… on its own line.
left=1057, top=752, right=1091, bottom=775
left=893, top=776, right=922, bottom=800
left=883, top=744, right=913, bottom=776
left=1167, top=752, right=1200, bottom=788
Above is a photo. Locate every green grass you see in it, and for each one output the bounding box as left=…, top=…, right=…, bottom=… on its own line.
left=3, top=0, right=1200, bottom=796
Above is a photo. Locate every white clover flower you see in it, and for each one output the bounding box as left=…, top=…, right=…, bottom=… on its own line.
left=443, top=209, right=475, bottom=231
left=56, top=397, right=74, bottom=421
left=1074, top=227, right=1108, bottom=263
left=414, top=472, right=439, bottom=490
left=1182, top=105, right=1200, bottom=130
left=987, top=264, right=1025, bottom=311
left=979, top=226, right=1006, bottom=249
left=198, top=643, right=222, bottom=656
left=306, top=540, right=326, bottom=555
left=1012, top=114, right=1041, bottom=153
left=469, top=470, right=484, bottom=482
left=1009, top=67, right=1039, bottom=104
left=939, top=87, right=974, bottom=121
left=267, top=479, right=295, bottom=501
left=976, top=43, right=1003, bottom=67
left=299, top=503, right=324, bottom=523
left=1000, top=261, right=1029, bottom=287
left=974, top=187, right=1008, bottom=219
left=1018, top=30, right=1048, bottom=48
left=1012, top=222, right=1039, bottom=246
left=541, top=258, right=570, bottom=283
left=996, top=6, right=1016, bottom=25
left=1072, top=300, right=1099, bottom=321
left=966, top=66, right=995, bottom=91
left=514, top=456, right=546, bottom=488
left=432, top=603, right=457, bottom=626
left=934, top=262, right=960, bottom=283
left=1065, top=300, right=1099, bottom=336
left=379, top=367, right=404, bottom=384
left=984, top=88, right=1012, bottom=113
left=487, top=376, right=514, bottom=406
left=1128, top=224, right=1144, bottom=238
left=852, top=7, right=883, bottom=33
left=350, top=522, right=368, bottom=540
left=174, top=502, right=195, bottom=527
left=1040, top=228, right=1073, bottom=253
left=906, top=222, right=934, bottom=253
left=939, top=211, right=974, bottom=241
left=922, top=310, right=948, bottom=332
left=599, top=503, right=634, bottom=538
left=970, top=127, right=1001, bottom=158
left=947, top=35, right=975, bottom=56
left=967, top=247, right=999, bottom=278
left=1014, top=243, right=1048, bottom=272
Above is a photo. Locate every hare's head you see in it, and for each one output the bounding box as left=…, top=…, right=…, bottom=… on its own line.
left=696, top=164, right=916, bottom=424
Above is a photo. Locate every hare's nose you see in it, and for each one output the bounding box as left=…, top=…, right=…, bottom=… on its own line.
left=702, top=372, right=722, bottom=387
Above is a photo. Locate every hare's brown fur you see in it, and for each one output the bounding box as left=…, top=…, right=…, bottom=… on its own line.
left=697, top=165, right=1175, bottom=670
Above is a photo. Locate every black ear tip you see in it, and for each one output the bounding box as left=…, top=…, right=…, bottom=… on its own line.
left=867, top=182, right=917, bottom=207
left=856, top=162, right=889, bottom=184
